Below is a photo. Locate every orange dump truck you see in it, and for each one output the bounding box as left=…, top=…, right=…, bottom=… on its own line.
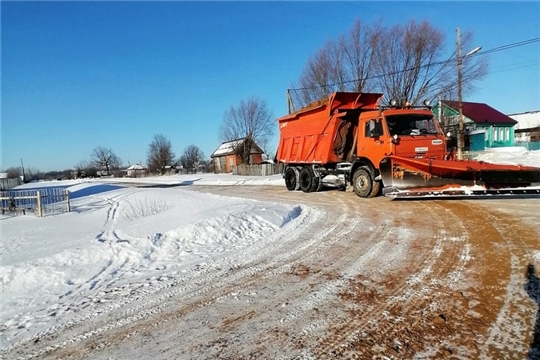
left=275, top=92, right=540, bottom=198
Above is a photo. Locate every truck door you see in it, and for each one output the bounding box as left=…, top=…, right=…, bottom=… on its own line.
left=356, top=118, right=387, bottom=166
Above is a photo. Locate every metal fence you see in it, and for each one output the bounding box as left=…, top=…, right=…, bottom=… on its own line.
left=515, top=141, right=540, bottom=151
left=1, top=188, right=71, bottom=217
left=232, top=163, right=284, bottom=176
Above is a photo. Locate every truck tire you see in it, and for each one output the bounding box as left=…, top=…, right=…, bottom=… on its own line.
left=284, top=167, right=300, bottom=191
left=299, top=167, right=317, bottom=193
left=352, top=168, right=376, bottom=198
left=369, top=179, right=381, bottom=197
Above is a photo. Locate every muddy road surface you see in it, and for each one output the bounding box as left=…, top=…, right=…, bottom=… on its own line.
left=6, top=186, right=540, bottom=359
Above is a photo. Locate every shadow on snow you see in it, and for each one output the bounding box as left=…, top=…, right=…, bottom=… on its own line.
left=526, top=264, right=540, bottom=360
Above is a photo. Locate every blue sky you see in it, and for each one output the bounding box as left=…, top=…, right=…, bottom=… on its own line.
left=2, top=1, right=539, bottom=172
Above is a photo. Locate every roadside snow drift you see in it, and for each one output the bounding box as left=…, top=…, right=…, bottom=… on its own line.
left=0, top=184, right=309, bottom=348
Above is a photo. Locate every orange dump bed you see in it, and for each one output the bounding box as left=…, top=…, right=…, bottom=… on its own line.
left=276, top=92, right=382, bottom=165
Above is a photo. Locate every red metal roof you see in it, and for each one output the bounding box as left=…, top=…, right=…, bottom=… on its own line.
left=443, top=100, right=517, bottom=125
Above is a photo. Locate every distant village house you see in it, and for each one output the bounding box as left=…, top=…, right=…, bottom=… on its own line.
left=210, top=137, right=264, bottom=173
left=126, top=163, right=146, bottom=178
left=433, top=100, right=518, bottom=149
left=508, top=110, right=540, bottom=143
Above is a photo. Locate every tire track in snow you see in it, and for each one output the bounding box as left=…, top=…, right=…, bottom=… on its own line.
left=348, top=202, right=471, bottom=358
left=472, top=204, right=539, bottom=359
left=1, top=199, right=325, bottom=359
left=308, top=200, right=466, bottom=358
left=14, top=191, right=359, bottom=359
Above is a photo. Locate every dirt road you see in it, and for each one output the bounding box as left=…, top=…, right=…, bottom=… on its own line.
left=9, top=186, right=540, bottom=359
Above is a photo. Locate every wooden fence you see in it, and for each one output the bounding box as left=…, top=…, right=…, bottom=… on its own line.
left=1, top=188, right=71, bottom=217
left=0, top=178, right=23, bottom=191
left=231, top=163, right=284, bottom=176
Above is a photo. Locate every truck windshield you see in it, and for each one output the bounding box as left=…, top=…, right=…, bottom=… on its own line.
left=386, top=114, right=439, bottom=136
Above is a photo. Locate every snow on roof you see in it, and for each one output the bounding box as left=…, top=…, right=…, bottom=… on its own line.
left=508, top=110, right=540, bottom=130
left=211, top=139, right=244, bottom=157
left=211, top=137, right=264, bottom=157
left=127, top=164, right=146, bottom=170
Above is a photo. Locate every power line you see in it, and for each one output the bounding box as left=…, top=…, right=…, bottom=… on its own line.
left=289, top=37, right=540, bottom=92
left=475, top=38, right=540, bottom=56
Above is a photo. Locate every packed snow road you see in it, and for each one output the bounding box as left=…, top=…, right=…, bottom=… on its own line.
left=4, top=185, right=540, bottom=359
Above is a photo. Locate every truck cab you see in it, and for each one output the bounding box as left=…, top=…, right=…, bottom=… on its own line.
left=349, top=103, right=449, bottom=198
left=356, top=107, right=448, bottom=168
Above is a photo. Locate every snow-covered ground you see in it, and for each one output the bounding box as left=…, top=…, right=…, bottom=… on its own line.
left=1, top=147, right=539, bottom=351
left=1, top=175, right=311, bottom=349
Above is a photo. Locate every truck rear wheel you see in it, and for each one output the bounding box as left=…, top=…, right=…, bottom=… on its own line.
left=299, top=167, right=318, bottom=193
left=352, top=168, right=378, bottom=198
left=284, top=167, right=300, bottom=191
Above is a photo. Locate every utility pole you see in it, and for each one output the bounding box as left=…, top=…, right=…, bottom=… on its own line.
left=20, top=158, right=26, bottom=182
left=456, top=27, right=464, bottom=160
left=456, top=28, right=481, bottom=160
left=287, top=89, right=294, bottom=115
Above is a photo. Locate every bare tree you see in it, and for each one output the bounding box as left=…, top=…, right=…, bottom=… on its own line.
left=75, top=160, right=97, bottom=178
left=258, top=138, right=275, bottom=160
left=293, top=42, right=335, bottom=108
left=91, top=146, right=122, bottom=175
left=179, top=145, right=205, bottom=173
left=219, top=96, right=275, bottom=148
left=291, top=19, right=382, bottom=109
left=373, top=20, right=487, bottom=105
left=147, top=134, right=175, bottom=175
left=24, top=167, right=42, bottom=182
left=5, top=167, right=21, bottom=179
left=291, top=19, right=487, bottom=108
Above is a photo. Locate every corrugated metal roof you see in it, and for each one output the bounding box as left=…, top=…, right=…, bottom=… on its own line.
left=443, top=100, right=518, bottom=125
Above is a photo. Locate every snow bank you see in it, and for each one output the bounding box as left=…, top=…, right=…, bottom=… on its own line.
left=474, top=147, right=540, bottom=167
left=0, top=184, right=309, bottom=347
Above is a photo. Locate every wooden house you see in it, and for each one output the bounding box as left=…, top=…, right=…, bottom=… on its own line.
left=433, top=100, right=518, bottom=148
left=210, top=137, right=264, bottom=173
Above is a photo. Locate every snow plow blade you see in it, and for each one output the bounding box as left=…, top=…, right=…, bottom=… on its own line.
left=379, top=156, right=540, bottom=199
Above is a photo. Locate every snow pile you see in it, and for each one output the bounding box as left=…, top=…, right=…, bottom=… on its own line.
left=0, top=184, right=310, bottom=347
left=474, top=146, right=540, bottom=167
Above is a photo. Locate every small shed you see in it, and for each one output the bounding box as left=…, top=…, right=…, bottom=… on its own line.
left=433, top=100, right=518, bottom=148
left=468, top=129, right=486, bottom=151
left=210, top=137, right=264, bottom=173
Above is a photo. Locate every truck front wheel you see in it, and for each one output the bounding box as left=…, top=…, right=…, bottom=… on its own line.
left=284, top=167, right=300, bottom=191
left=352, top=168, right=378, bottom=198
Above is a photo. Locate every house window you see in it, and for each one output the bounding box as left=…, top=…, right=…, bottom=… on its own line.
left=493, top=128, right=498, bottom=141
left=505, top=128, right=510, bottom=142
